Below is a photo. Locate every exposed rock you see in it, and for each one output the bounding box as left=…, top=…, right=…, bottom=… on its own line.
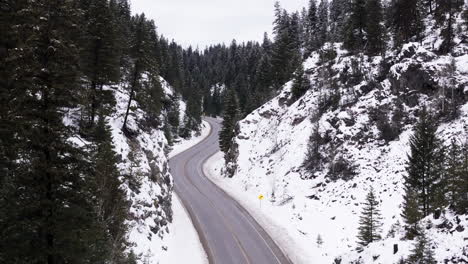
left=455, top=225, right=465, bottom=232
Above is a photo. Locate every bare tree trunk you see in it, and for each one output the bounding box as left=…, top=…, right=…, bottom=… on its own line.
left=122, top=62, right=140, bottom=132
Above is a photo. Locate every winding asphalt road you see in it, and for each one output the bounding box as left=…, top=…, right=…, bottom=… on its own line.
left=169, top=117, right=292, bottom=264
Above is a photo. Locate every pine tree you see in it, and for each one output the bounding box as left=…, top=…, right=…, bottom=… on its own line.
left=365, top=0, right=385, bottom=55
left=92, top=114, right=131, bottom=263
left=404, top=108, right=446, bottom=221
left=167, top=96, right=181, bottom=137
left=290, top=12, right=302, bottom=55
left=80, top=0, right=120, bottom=128
left=219, top=88, right=240, bottom=155
left=344, top=0, right=367, bottom=53
left=317, top=0, right=330, bottom=47
left=389, top=0, right=425, bottom=47
left=0, top=1, right=108, bottom=262
left=407, top=229, right=437, bottom=264
left=0, top=0, right=27, bottom=186
left=254, top=52, right=274, bottom=100
left=305, top=0, right=320, bottom=53
left=446, top=139, right=461, bottom=208
left=271, top=5, right=302, bottom=89
left=138, top=72, right=163, bottom=127
left=291, top=64, right=311, bottom=102
left=134, top=20, right=163, bottom=128
left=329, top=0, right=350, bottom=42
left=401, top=188, right=422, bottom=239
left=357, top=187, right=383, bottom=247
left=109, top=0, right=132, bottom=71
left=453, top=140, right=468, bottom=214
left=122, top=14, right=159, bottom=134
left=183, top=88, right=203, bottom=134
left=438, top=0, right=456, bottom=54
left=303, top=122, right=323, bottom=173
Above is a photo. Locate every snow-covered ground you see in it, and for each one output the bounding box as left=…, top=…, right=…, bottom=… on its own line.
left=205, top=152, right=313, bottom=263
left=159, top=120, right=212, bottom=264
left=157, top=194, right=208, bottom=264
left=169, top=120, right=211, bottom=159
left=204, top=41, right=468, bottom=263
left=106, top=82, right=173, bottom=264
left=99, top=77, right=209, bottom=263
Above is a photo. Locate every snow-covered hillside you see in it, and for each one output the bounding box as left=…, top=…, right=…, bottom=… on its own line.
left=99, top=79, right=205, bottom=263
left=208, top=32, right=468, bottom=264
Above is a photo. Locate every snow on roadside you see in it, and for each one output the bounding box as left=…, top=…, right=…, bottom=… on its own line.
left=203, top=152, right=312, bottom=264
left=104, top=77, right=209, bottom=263
left=160, top=120, right=212, bottom=264
left=169, top=121, right=211, bottom=159
left=158, top=194, right=208, bottom=264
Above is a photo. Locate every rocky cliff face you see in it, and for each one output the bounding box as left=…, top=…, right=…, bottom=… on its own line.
left=105, top=78, right=188, bottom=263
left=225, top=39, right=468, bottom=263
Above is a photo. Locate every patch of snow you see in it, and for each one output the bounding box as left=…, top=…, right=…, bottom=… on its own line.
left=158, top=194, right=208, bottom=264
left=169, top=120, right=210, bottom=158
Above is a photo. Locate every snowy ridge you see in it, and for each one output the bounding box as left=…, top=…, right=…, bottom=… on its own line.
left=104, top=79, right=206, bottom=263
left=209, top=41, right=468, bottom=262
left=108, top=81, right=173, bottom=263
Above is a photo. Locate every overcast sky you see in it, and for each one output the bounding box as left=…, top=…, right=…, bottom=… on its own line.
left=129, top=0, right=308, bottom=48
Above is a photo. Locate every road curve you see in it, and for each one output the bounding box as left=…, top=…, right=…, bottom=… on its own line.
left=169, top=117, right=292, bottom=264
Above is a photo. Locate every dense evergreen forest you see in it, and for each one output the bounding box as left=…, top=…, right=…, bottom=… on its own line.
left=1, top=0, right=467, bottom=263
left=0, top=0, right=189, bottom=262
left=217, top=0, right=467, bottom=166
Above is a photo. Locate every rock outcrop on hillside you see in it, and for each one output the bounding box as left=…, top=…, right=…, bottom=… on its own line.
left=224, top=37, right=468, bottom=263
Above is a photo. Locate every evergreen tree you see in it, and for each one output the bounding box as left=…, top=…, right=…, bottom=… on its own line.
left=389, top=0, right=425, bottom=47
left=405, top=109, right=446, bottom=216
left=0, top=0, right=27, bottom=186
left=254, top=51, right=274, bottom=101
left=446, top=139, right=461, bottom=208
left=109, top=0, right=132, bottom=72
left=167, top=96, right=181, bottom=137
left=344, top=0, right=367, bottom=52
left=290, top=64, right=311, bottom=102
left=181, top=91, right=202, bottom=138
left=290, top=12, right=302, bottom=55
left=357, top=187, right=383, bottom=247
left=329, top=0, right=350, bottom=42
left=453, top=140, right=468, bottom=214
left=80, top=0, right=120, bottom=128
left=122, top=14, right=159, bottom=133
left=317, top=0, right=330, bottom=47
left=434, top=0, right=463, bottom=24
left=365, top=0, right=385, bottom=55
left=92, top=114, right=131, bottom=263
left=0, top=1, right=107, bottom=262
left=401, top=188, right=423, bottom=239
left=137, top=72, right=163, bottom=127
left=134, top=20, right=163, bottom=128
left=271, top=4, right=302, bottom=89
left=438, top=0, right=456, bottom=54
left=407, top=229, right=437, bottom=264
left=305, top=0, right=320, bottom=53
left=303, top=122, right=323, bottom=173
left=219, top=88, right=240, bottom=155
left=402, top=108, right=446, bottom=236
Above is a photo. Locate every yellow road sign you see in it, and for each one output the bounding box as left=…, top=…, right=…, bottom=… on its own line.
left=258, top=195, right=264, bottom=200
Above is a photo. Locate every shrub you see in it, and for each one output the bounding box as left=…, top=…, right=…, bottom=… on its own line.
left=328, top=155, right=357, bottom=181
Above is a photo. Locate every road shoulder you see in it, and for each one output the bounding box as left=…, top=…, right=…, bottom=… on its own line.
left=164, top=121, right=212, bottom=264
left=203, top=152, right=304, bottom=264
